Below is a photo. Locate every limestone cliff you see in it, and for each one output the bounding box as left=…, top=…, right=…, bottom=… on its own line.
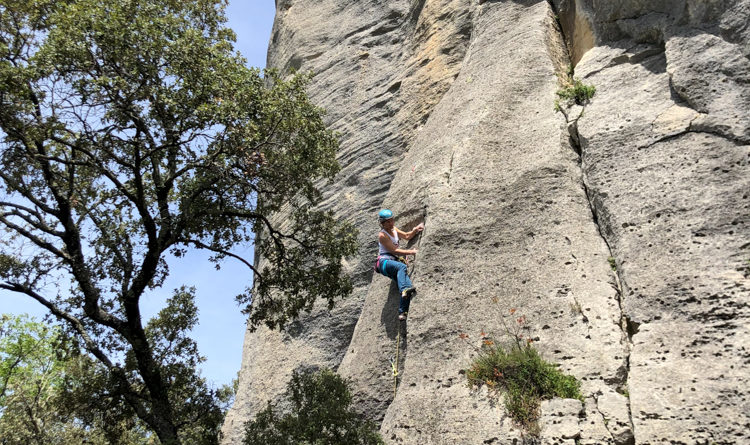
left=222, top=1, right=749, bottom=444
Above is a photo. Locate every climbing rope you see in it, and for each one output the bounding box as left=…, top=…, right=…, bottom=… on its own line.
left=391, top=327, right=401, bottom=398
left=390, top=213, right=426, bottom=399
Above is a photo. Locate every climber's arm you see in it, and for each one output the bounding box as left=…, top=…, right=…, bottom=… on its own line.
left=396, top=223, right=424, bottom=241
left=379, top=231, right=416, bottom=255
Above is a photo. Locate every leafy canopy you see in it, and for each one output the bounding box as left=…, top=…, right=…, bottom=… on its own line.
left=0, top=314, right=152, bottom=445
left=244, top=369, right=384, bottom=445
left=0, top=0, right=356, bottom=443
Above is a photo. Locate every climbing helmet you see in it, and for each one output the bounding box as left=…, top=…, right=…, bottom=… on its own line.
left=378, top=209, right=393, bottom=222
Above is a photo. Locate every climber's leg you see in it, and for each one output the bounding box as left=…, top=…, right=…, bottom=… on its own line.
left=382, top=260, right=412, bottom=292
left=382, top=261, right=414, bottom=316
left=394, top=262, right=414, bottom=316
left=394, top=261, right=413, bottom=294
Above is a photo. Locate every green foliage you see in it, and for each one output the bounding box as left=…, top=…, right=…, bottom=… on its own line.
left=608, top=256, right=617, bottom=271
left=555, top=77, right=596, bottom=110
left=466, top=342, right=582, bottom=434
left=461, top=309, right=582, bottom=435
left=244, top=369, right=384, bottom=445
left=0, top=254, right=24, bottom=279
left=0, top=0, right=356, bottom=443
left=140, top=288, right=230, bottom=444
left=0, top=314, right=151, bottom=445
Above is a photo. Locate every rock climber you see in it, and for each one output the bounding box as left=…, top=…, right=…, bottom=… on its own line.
left=375, top=209, right=424, bottom=321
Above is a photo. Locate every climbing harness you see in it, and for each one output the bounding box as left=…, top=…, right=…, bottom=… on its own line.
left=374, top=255, right=407, bottom=275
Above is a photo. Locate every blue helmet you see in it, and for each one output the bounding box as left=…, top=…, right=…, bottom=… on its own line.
left=378, top=209, right=393, bottom=222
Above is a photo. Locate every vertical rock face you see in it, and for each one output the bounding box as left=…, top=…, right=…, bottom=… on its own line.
left=221, top=1, right=475, bottom=442
left=222, top=1, right=749, bottom=444
left=555, top=0, right=750, bottom=443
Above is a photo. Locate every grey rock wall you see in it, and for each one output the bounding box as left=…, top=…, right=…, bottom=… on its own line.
left=221, top=1, right=475, bottom=442
left=344, top=3, right=631, bottom=443
left=223, top=1, right=750, bottom=444
left=555, top=0, right=750, bottom=442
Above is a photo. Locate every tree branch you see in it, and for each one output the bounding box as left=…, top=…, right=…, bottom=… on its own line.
left=0, top=281, right=156, bottom=430
left=0, top=282, right=117, bottom=369
left=0, top=170, right=58, bottom=217
left=0, top=215, right=70, bottom=261
left=223, top=209, right=311, bottom=250
left=0, top=356, right=24, bottom=399
left=0, top=202, right=63, bottom=237
left=181, top=238, right=260, bottom=278
left=87, top=212, right=134, bottom=292
left=17, top=107, right=125, bottom=332
left=47, top=134, right=139, bottom=201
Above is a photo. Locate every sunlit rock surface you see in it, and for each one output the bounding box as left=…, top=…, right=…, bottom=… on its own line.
left=222, top=1, right=750, bottom=444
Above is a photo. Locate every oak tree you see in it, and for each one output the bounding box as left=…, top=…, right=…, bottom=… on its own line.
left=244, top=369, right=384, bottom=445
left=0, top=0, right=357, bottom=443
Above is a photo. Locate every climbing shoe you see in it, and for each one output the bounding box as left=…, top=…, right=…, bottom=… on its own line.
left=398, top=312, right=408, bottom=321
left=402, top=287, right=417, bottom=299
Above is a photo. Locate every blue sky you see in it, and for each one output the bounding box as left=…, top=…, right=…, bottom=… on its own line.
left=227, top=1, right=278, bottom=73
left=1, top=1, right=278, bottom=389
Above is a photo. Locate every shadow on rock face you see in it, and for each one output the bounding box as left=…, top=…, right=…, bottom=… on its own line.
left=381, top=280, right=402, bottom=340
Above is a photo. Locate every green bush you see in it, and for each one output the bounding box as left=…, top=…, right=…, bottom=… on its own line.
left=244, top=369, right=384, bottom=445
left=555, top=77, right=596, bottom=109
left=466, top=342, right=582, bottom=434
